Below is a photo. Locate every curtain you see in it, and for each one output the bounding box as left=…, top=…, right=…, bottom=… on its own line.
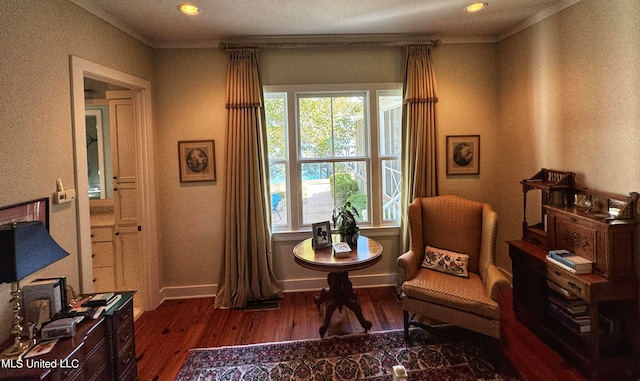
left=214, top=48, right=283, bottom=309
left=399, top=45, right=439, bottom=269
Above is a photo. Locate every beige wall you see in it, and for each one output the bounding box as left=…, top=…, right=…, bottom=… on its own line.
left=152, top=48, right=228, bottom=288
left=495, top=0, right=640, bottom=275
left=152, top=44, right=502, bottom=292
left=0, top=0, right=152, bottom=339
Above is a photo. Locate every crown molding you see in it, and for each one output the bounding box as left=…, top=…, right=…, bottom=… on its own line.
left=498, top=0, right=583, bottom=41
left=70, top=0, right=153, bottom=47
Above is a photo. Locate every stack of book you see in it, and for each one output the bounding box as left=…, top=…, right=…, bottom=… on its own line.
left=547, top=280, right=591, bottom=334
left=546, top=249, right=593, bottom=274
left=68, top=293, right=122, bottom=319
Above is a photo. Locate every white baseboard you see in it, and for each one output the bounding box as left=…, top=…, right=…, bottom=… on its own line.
left=157, top=273, right=398, bottom=304
left=279, top=273, right=397, bottom=293
left=159, top=284, right=217, bottom=302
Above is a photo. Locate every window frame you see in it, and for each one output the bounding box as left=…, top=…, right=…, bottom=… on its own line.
left=265, top=83, right=403, bottom=232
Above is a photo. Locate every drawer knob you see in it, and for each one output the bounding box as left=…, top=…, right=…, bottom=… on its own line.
left=567, top=281, right=581, bottom=293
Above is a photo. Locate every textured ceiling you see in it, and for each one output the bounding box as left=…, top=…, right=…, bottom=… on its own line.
left=70, top=0, right=577, bottom=47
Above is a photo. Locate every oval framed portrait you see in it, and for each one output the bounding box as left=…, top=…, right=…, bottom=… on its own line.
left=178, top=140, right=216, bottom=182
left=446, top=135, right=479, bottom=175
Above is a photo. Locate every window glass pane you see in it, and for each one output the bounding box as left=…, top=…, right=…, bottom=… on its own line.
left=382, top=159, right=402, bottom=221
left=299, top=95, right=366, bottom=158
left=301, top=161, right=368, bottom=225
left=270, top=163, right=287, bottom=225
left=265, top=93, right=286, bottom=160
left=332, top=96, right=366, bottom=157
left=299, top=97, right=332, bottom=158
left=378, top=93, right=402, bottom=156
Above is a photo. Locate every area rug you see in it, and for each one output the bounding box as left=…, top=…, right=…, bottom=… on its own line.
left=175, top=327, right=521, bottom=380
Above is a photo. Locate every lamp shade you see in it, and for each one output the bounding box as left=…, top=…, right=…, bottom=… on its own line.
left=0, top=221, right=69, bottom=283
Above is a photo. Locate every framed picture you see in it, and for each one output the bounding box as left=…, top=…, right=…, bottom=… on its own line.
left=178, top=140, right=216, bottom=182
left=0, top=198, right=49, bottom=230
left=311, top=221, right=332, bottom=249
left=446, top=135, right=480, bottom=175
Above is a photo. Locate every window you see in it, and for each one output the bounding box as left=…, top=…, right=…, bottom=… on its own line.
left=265, top=84, right=402, bottom=231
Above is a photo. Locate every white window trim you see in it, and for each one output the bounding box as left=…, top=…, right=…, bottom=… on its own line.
left=265, top=82, right=403, bottom=233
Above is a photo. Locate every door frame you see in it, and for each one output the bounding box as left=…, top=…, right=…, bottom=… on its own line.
left=70, top=56, right=160, bottom=311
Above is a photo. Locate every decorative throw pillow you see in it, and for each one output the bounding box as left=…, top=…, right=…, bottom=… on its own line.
left=422, top=246, right=469, bottom=278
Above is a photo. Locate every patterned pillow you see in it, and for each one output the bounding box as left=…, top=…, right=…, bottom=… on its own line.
left=422, top=246, right=469, bottom=278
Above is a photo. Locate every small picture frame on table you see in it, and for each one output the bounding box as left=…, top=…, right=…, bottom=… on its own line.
left=178, top=140, right=216, bottom=183
left=311, top=221, right=332, bottom=249
left=446, top=135, right=480, bottom=175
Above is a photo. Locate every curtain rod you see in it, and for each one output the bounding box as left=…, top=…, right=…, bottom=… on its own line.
left=219, top=39, right=441, bottom=50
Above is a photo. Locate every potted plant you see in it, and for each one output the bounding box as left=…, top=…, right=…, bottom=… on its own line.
left=332, top=201, right=360, bottom=247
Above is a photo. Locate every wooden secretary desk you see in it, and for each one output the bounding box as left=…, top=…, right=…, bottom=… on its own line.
left=509, top=169, right=639, bottom=380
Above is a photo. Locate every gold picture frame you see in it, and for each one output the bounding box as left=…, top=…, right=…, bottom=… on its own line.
left=178, top=140, right=216, bottom=182
left=446, top=135, right=480, bottom=175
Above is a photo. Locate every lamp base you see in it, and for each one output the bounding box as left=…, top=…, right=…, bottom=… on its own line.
left=1, top=281, right=35, bottom=359
left=0, top=337, right=34, bottom=359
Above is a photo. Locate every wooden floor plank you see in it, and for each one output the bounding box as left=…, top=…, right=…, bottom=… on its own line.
left=134, top=287, right=588, bottom=381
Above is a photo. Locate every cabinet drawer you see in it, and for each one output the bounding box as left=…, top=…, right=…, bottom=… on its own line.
left=84, top=318, right=106, bottom=353
left=118, top=362, right=138, bottom=381
left=92, top=267, right=115, bottom=291
left=546, top=263, right=588, bottom=300
left=115, top=321, right=134, bottom=355
left=114, top=300, right=134, bottom=332
left=91, top=227, right=113, bottom=243
left=84, top=339, right=109, bottom=380
left=49, top=343, right=84, bottom=381
left=87, top=364, right=111, bottom=381
left=115, top=341, right=136, bottom=378
left=92, top=242, right=114, bottom=267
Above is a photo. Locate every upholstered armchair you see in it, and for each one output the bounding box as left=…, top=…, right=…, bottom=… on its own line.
left=397, top=195, right=511, bottom=340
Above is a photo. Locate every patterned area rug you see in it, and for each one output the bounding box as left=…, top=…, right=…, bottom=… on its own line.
left=176, top=327, right=521, bottom=380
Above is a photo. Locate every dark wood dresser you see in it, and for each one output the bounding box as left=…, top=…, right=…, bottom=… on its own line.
left=0, top=292, right=137, bottom=381
left=512, top=170, right=638, bottom=380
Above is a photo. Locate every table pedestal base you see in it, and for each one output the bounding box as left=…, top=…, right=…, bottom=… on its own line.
left=314, top=271, right=372, bottom=337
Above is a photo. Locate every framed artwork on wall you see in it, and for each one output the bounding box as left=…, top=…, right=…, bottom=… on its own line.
left=0, top=198, right=49, bottom=229
left=311, top=221, right=332, bottom=249
left=178, top=140, right=216, bottom=182
left=446, top=135, right=480, bottom=175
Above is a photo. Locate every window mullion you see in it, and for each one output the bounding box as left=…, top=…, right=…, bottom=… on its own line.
left=288, top=90, right=301, bottom=230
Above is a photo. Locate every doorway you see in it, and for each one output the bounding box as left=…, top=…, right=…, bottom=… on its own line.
left=70, top=56, right=160, bottom=313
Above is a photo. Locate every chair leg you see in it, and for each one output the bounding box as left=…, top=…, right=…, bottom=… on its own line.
left=403, top=310, right=411, bottom=342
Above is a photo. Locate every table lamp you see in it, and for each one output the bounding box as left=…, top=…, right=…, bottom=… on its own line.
left=0, top=221, right=69, bottom=359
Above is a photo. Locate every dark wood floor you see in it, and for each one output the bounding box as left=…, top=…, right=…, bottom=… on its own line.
left=134, top=287, right=588, bottom=381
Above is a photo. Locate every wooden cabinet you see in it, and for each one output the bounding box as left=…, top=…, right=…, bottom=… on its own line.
left=108, top=94, right=143, bottom=310
left=546, top=206, right=636, bottom=280
left=511, top=170, right=639, bottom=379
left=0, top=292, right=137, bottom=381
left=509, top=240, right=638, bottom=379
left=91, top=227, right=115, bottom=292
left=104, top=292, right=137, bottom=380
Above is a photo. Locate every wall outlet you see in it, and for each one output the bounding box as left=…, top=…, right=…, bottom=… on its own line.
left=55, top=189, right=76, bottom=204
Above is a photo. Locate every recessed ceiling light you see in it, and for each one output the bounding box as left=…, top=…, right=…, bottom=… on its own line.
left=465, top=2, right=488, bottom=13
left=178, top=4, right=200, bottom=15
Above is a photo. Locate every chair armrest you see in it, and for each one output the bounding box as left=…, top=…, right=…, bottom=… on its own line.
left=485, top=265, right=511, bottom=303
left=397, top=249, right=422, bottom=280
